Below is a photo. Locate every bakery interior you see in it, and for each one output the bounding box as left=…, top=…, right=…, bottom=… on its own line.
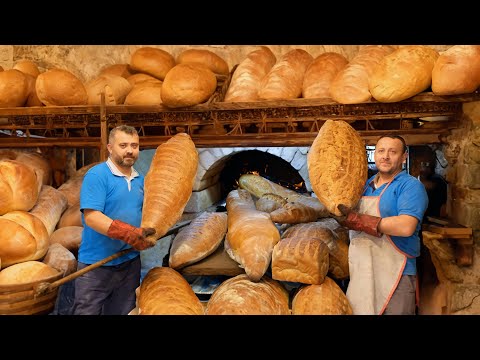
left=0, top=44, right=479, bottom=315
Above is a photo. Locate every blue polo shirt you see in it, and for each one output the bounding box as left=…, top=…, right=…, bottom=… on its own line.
left=78, top=159, right=145, bottom=266
left=363, top=171, right=428, bottom=275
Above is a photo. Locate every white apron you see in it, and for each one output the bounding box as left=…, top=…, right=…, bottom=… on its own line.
left=346, top=179, right=408, bottom=315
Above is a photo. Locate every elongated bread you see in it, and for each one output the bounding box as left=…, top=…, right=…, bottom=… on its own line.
left=0, top=149, right=51, bottom=186
left=57, top=162, right=99, bottom=207
left=0, top=261, right=59, bottom=285
left=205, top=274, right=290, bottom=315
left=307, top=120, right=367, bottom=216
left=292, top=277, right=353, bottom=315
left=270, top=201, right=318, bottom=224
left=30, top=185, right=68, bottom=236
left=57, top=203, right=82, bottom=228
left=42, top=243, right=77, bottom=277
left=225, top=189, right=280, bottom=281
left=49, top=226, right=83, bottom=256
left=255, top=193, right=287, bottom=213
left=177, top=49, right=229, bottom=75
left=169, top=211, right=228, bottom=269
left=141, top=133, right=198, bottom=242
left=272, top=236, right=329, bottom=285
left=138, top=267, right=204, bottom=315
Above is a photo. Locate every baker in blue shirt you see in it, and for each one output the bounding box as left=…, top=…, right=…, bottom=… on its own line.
left=72, top=125, right=156, bottom=315
left=337, top=134, right=428, bottom=315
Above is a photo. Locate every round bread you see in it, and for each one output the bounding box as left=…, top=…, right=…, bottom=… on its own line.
left=85, top=74, right=132, bottom=105
left=177, top=49, right=229, bottom=75
left=98, top=63, right=134, bottom=79
left=36, top=68, right=88, bottom=106
left=13, top=59, right=41, bottom=78
left=129, top=47, right=175, bottom=81
left=0, top=261, right=59, bottom=285
left=124, top=79, right=163, bottom=105
left=0, top=69, right=29, bottom=107
left=23, top=73, right=44, bottom=107
left=126, top=73, right=158, bottom=87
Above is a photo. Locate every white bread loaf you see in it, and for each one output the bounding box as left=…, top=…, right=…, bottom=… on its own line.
left=23, top=73, right=44, bottom=107
left=49, top=226, right=83, bottom=256
left=169, top=211, right=227, bottom=269
left=302, top=52, right=348, bottom=99
left=0, top=159, right=41, bottom=215
left=272, top=236, right=329, bottom=285
left=205, top=274, right=290, bottom=315
left=30, top=185, right=68, bottom=236
left=224, top=46, right=277, bottom=102
left=141, top=133, right=198, bottom=242
left=13, top=59, right=41, bottom=78
left=330, top=45, right=396, bottom=104
left=129, top=47, right=175, bottom=81
left=124, top=79, right=163, bottom=105
left=292, top=277, right=353, bottom=315
left=0, top=211, right=49, bottom=268
left=307, top=120, right=367, bottom=216
left=0, top=149, right=51, bottom=186
left=98, top=63, right=134, bottom=79
left=138, top=267, right=204, bottom=315
left=255, top=193, right=287, bottom=213
left=126, top=73, right=159, bottom=87
left=57, top=203, right=82, bottom=229
left=258, top=49, right=313, bottom=100
left=270, top=201, right=318, bottom=224
left=0, top=69, right=29, bottom=107
left=0, top=260, right=59, bottom=285
left=42, top=243, right=77, bottom=277
left=161, top=63, right=217, bottom=108
left=85, top=74, right=132, bottom=105
left=432, top=45, right=480, bottom=95
left=225, top=189, right=280, bottom=282
left=177, top=49, right=229, bottom=75
left=369, top=45, right=439, bottom=102
left=36, top=68, right=88, bottom=106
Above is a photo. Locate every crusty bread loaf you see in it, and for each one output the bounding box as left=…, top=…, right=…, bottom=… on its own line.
left=330, top=45, right=395, bottom=104
left=42, top=243, right=77, bottom=277
left=177, top=49, right=229, bottom=75
left=124, top=79, right=163, bottom=105
left=258, top=49, right=313, bottom=100
left=126, top=73, right=159, bottom=87
left=316, top=217, right=349, bottom=245
left=129, top=47, right=175, bottom=81
left=270, top=201, right=318, bottom=224
left=255, top=193, right=287, bottom=213
left=13, top=59, right=41, bottom=78
left=292, top=277, right=353, bottom=315
left=141, top=133, right=198, bottom=242
left=205, top=274, right=290, bottom=315
left=0, top=260, right=59, bottom=285
left=432, top=45, right=480, bottom=95
left=224, top=46, right=277, bottom=102
left=272, top=236, right=329, bottom=285
left=30, top=185, right=68, bottom=236
left=0, top=159, right=41, bottom=215
left=85, top=74, right=132, bottom=105
left=0, top=211, right=49, bottom=268
left=169, top=212, right=228, bottom=269
left=49, top=226, right=82, bottom=256
left=369, top=45, right=439, bottom=102
left=302, top=52, right=348, bottom=99
left=98, top=63, right=134, bottom=79
left=307, top=120, right=367, bottom=216
left=36, top=68, right=88, bottom=106
left=0, top=69, right=29, bottom=107
left=57, top=203, right=82, bottom=229
left=0, top=149, right=51, bottom=186
left=23, top=73, right=44, bottom=107
left=225, top=189, right=280, bottom=282
left=138, top=267, right=204, bottom=315
left=161, top=63, right=217, bottom=108
left=57, top=162, right=99, bottom=207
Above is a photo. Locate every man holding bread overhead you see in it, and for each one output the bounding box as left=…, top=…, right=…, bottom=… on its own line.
left=72, top=125, right=156, bottom=315
left=337, top=134, right=428, bottom=315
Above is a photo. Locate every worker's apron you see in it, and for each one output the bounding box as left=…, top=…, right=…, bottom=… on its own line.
left=346, top=179, right=409, bottom=315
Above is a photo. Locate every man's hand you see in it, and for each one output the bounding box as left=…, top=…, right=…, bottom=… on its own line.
left=336, top=204, right=383, bottom=237
left=107, top=220, right=156, bottom=250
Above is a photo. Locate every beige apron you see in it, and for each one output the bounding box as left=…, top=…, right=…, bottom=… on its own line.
left=346, top=179, right=408, bottom=315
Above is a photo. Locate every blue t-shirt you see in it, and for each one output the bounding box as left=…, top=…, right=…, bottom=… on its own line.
left=78, top=162, right=145, bottom=266
left=363, top=171, right=428, bottom=275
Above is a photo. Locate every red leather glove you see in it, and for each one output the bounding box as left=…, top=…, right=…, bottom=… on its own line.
left=107, top=220, right=156, bottom=250
left=337, top=204, right=382, bottom=238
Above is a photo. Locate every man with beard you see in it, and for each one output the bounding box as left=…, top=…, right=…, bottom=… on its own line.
left=72, top=125, right=156, bottom=315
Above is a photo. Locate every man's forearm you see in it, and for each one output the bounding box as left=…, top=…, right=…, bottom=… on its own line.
left=83, top=209, right=113, bottom=235
left=377, top=214, right=419, bottom=237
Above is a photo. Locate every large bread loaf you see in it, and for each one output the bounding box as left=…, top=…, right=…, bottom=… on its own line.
left=270, top=201, right=318, bottom=224
left=129, top=47, right=176, bottom=81
left=36, top=68, right=88, bottom=106
left=0, top=69, right=28, bottom=107
left=307, top=120, right=367, bottom=216
left=138, top=267, right=204, bottom=315
left=49, top=226, right=83, bottom=257
left=30, top=185, right=68, bottom=236
left=141, top=133, right=198, bottom=242
left=255, top=193, right=287, bottom=213
left=0, top=149, right=51, bottom=186
left=224, top=46, right=277, bottom=102
left=432, top=45, right=480, bottom=95
left=13, top=59, right=41, bottom=78
left=0, top=261, right=60, bottom=285
left=98, top=64, right=134, bottom=79
left=42, top=243, right=77, bottom=277
left=205, top=274, right=290, bottom=315
left=124, top=79, right=163, bottom=105
left=169, top=211, right=228, bottom=269
left=57, top=162, right=99, bottom=207
left=225, top=189, right=280, bottom=281
left=57, top=203, right=82, bottom=229
left=177, top=49, right=229, bottom=75
left=23, top=73, right=43, bottom=107
left=85, top=74, right=132, bottom=105
left=369, top=45, right=439, bottom=102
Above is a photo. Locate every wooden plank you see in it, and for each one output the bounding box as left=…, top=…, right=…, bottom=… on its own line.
left=422, top=224, right=472, bottom=236
left=180, top=245, right=244, bottom=276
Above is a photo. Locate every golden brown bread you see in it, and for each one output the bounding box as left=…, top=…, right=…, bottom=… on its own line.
left=270, top=201, right=318, bottom=224
left=126, top=73, right=159, bottom=87
left=302, top=52, right=348, bottom=99
left=258, top=49, right=313, bottom=100
left=141, top=133, right=198, bottom=242
left=169, top=211, right=228, bottom=269
left=30, top=185, right=68, bottom=236
left=225, top=189, right=280, bottom=282
left=0, top=159, right=41, bottom=215
left=98, top=63, right=134, bottom=79
left=13, top=59, right=41, bottom=78
left=255, top=193, right=287, bottom=213
left=316, top=217, right=349, bottom=245
left=23, top=73, right=44, bottom=107
left=0, top=260, right=60, bottom=285
left=85, top=74, right=132, bottom=105
left=224, top=46, right=277, bottom=102
left=161, top=63, right=217, bottom=108
left=138, top=267, right=204, bottom=315
left=49, top=226, right=83, bottom=256
left=177, top=49, right=229, bottom=75
left=129, top=47, right=175, bottom=81
left=330, top=45, right=396, bottom=104
left=57, top=203, right=82, bottom=229
left=0, top=149, right=51, bottom=186
left=0, top=69, right=29, bottom=107
left=0, top=211, right=49, bottom=268
left=42, top=243, right=77, bottom=277
left=36, top=68, right=88, bottom=106
left=432, top=45, right=480, bottom=95
left=369, top=45, right=439, bottom=102
left=272, top=236, right=329, bottom=285
left=57, top=162, right=99, bottom=207
left=205, top=274, right=290, bottom=315
left=307, top=120, right=367, bottom=216
left=124, top=79, right=163, bottom=105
